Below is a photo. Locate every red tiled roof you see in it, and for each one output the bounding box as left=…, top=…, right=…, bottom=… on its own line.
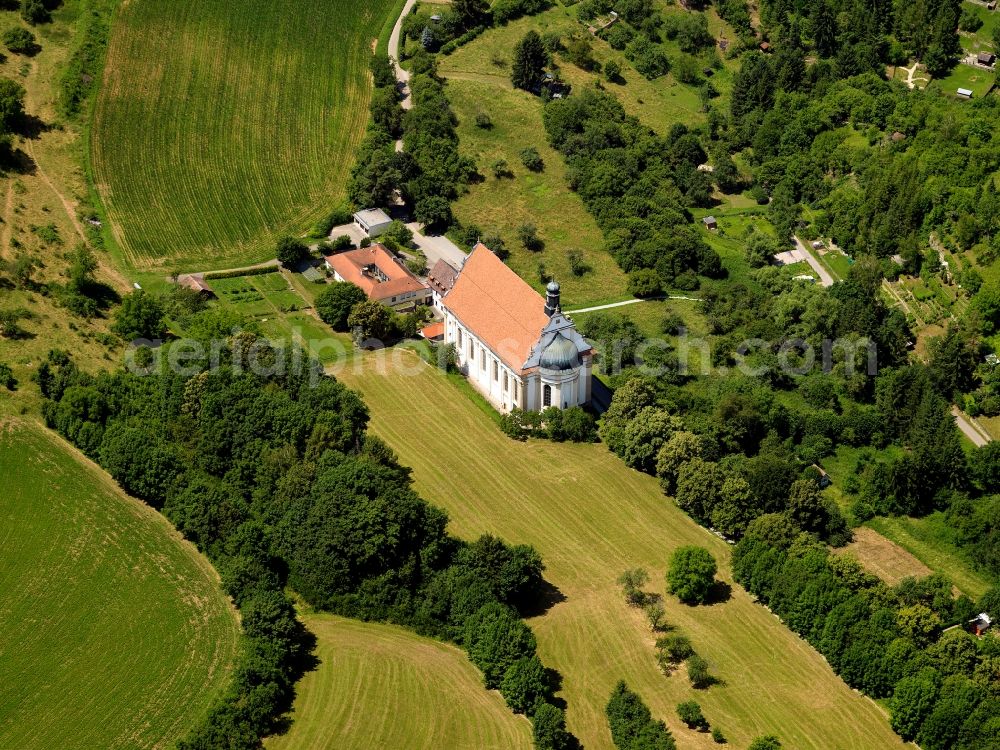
left=420, top=322, right=445, bottom=340
left=324, top=244, right=427, bottom=302
left=443, top=243, right=550, bottom=374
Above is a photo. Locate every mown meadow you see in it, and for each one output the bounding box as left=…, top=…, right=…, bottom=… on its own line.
left=0, top=422, right=239, bottom=750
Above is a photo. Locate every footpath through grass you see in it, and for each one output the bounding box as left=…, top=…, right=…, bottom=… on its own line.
left=266, top=615, right=532, bottom=750
left=91, top=0, right=395, bottom=274
left=0, top=421, right=239, bottom=750
left=334, top=349, right=905, bottom=750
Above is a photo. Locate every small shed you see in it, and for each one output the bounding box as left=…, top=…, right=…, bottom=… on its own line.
left=989, top=1, right=997, bottom=10
left=811, top=240, right=824, bottom=250
left=811, top=464, right=832, bottom=488
left=702, top=216, right=718, bottom=231
left=301, top=265, right=325, bottom=283
left=957, top=87, right=973, bottom=100
left=759, top=41, right=771, bottom=53
left=978, top=51, right=996, bottom=67
left=971, top=613, right=993, bottom=636
left=419, top=322, right=445, bottom=342
left=179, top=274, right=215, bottom=298
left=353, top=208, right=394, bottom=238
left=891, top=131, right=906, bottom=142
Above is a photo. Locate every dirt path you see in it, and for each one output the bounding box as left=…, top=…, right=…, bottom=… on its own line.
left=565, top=295, right=702, bottom=315
left=952, top=405, right=991, bottom=447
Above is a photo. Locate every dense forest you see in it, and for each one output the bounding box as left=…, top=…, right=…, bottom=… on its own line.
left=39, top=317, right=574, bottom=750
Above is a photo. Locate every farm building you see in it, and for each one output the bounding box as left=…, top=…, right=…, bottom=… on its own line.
left=759, top=41, right=771, bottom=52
left=957, top=87, right=973, bottom=100
left=426, top=258, right=459, bottom=311
left=324, top=243, right=430, bottom=311
left=178, top=274, right=215, bottom=297
left=978, top=51, right=996, bottom=67
left=352, top=208, right=393, bottom=238
left=441, top=243, right=593, bottom=413
left=703, top=216, right=718, bottom=230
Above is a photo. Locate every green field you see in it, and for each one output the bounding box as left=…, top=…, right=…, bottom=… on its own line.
left=930, top=60, right=996, bottom=99
left=442, top=75, right=628, bottom=308
left=334, top=350, right=905, bottom=750
left=266, top=615, right=532, bottom=750
left=0, top=422, right=239, bottom=749
left=91, top=0, right=394, bottom=273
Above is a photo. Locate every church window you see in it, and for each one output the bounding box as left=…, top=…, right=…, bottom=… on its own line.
left=543, top=384, right=552, bottom=407
left=458, top=329, right=463, bottom=347
left=493, top=360, right=498, bottom=381
left=503, top=372, right=508, bottom=391
left=481, top=348, right=486, bottom=371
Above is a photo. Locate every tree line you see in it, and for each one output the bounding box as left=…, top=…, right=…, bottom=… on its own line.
left=39, top=314, right=575, bottom=749
left=733, top=514, right=1000, bottom=749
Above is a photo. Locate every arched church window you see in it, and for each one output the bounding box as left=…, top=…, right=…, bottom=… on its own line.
left=543, top=384, right=552, bottom=407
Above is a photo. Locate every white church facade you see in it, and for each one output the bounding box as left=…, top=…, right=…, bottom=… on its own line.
left=440, top=243, right=593, bottom=413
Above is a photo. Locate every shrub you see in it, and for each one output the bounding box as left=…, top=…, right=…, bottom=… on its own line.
left=518, top=222, right=542, bottom=251
left=687, top=654, right=712, bottom=688
left=748, top=736, right=781, bottom=750
left=532, top=702, right=573, bottom=750
left=0, top=362, right=16, bottom=390
left=567, top=249, right=590, bottom=276
left=519, top=146, right=544, bottom=172
left=475, top=111, right=493, bottom=129
left=677, top=699, right=708, bottom=730
left=656, top=633, right=694, bottom=663
left=711, top=726, right=727, bottom=743
left=3, top=27, right=36, bottom=55
left=627, top=268, right=662, bottom=298
left=491, top=158, right=512, bottom=179
left=21, top=0, right=49, bottom=25
left=605, top=59, right=622, bottom=81
left=500, top=655, right=551, bottom=714
left=617, top=567, right=650, bottom=605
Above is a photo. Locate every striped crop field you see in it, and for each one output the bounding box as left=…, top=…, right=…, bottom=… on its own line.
left=266, top=615, right=533, bottom=750
left=0, top=421, right=240, bottom=750
left=91, top=0, right=395, bottom=273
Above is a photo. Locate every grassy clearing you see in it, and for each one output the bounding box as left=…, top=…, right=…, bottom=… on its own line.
left=835, top=527, right=934, bottom=587
left=0, top=421, right=239, bottom=749
left=930, top=60, right=996, bottom=98
left=443, top=76, right=628, bottom=308
left=334, top=349, right=905, bottom=750
left=91, top=0, right=395, bottom=274
left=266, top=615, right=532, bottom=750
left=959, top=1, right=1000, bottom=57
left=868, top=515, right=994, bottom=600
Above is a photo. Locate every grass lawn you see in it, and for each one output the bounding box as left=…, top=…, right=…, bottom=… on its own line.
left=959, top=1, right=1000, bottom=57
left=335, top=349, right=905, bottom=750
left=91, top=0, right=396, bottom=273
left=265, top=615, right=532, bottom=750
left=929, top=61, right=996, bottom=99
left=571, top=298, right=708, bottom=339
left=0, top=421, right=239, bottom=749
left=442, top=76, right=628, bottom=308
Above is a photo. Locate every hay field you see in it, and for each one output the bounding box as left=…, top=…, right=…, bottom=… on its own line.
left=266, top=615, right=532, bottom=750
left=0, top=422, right=239, bottom=749
left=334, top=350, right=906, bottom=750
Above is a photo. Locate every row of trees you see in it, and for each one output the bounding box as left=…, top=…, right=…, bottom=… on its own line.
left=733, top=515, right=1000, bottom=749
left=39, top=316, right=574, bottom=749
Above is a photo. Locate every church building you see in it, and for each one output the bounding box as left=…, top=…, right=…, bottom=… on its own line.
left=441, top=243, right=593, bottom=412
